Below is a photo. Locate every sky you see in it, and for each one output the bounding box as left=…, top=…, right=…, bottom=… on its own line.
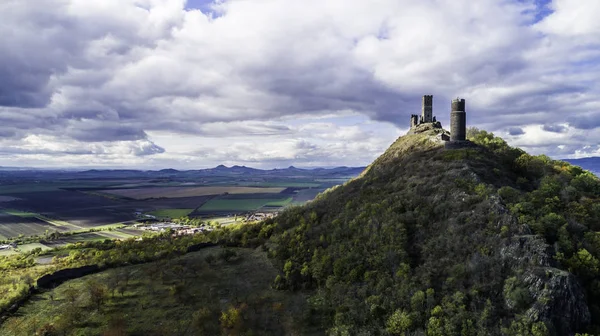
left=0, top=0, right=599, bottom=169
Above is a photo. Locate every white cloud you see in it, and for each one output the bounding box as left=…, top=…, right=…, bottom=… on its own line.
left=0, top=0, right=599, bottom=168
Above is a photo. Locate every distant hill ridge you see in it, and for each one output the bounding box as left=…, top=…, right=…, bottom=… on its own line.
left=0, top=165, right=367, bottom=180
left=258, top=127, right=600, bottom=335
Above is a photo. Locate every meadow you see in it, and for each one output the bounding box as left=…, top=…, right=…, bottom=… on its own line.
left=0, top=247, right=312, bottom=336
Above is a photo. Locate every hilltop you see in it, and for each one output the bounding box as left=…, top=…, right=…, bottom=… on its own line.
left=261, top=127, right=600, bottom=335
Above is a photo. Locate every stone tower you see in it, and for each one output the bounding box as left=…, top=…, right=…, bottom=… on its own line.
left=422, top=95, right=433, bottom=123
left=450, top=98, right=466, bottom=141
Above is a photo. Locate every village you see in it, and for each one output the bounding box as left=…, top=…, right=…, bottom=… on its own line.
left=134, top=211, right=279, bottom=236
left=0, top=242, right=17, bottom=251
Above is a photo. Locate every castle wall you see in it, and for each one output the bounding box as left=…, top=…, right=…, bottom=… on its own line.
left=450, top=98, right=466, bottom=141
left=410, top=114, right=419, bottom=127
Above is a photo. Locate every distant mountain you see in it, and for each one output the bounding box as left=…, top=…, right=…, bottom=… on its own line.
left=564, top=157, right=600, bottom=176
left=0, top=165, right=367, bottom=180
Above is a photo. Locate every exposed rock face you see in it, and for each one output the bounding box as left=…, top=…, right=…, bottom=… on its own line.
left=523, top=268, right=591, bottom=335
left=501, top=234, right=591, bottom=334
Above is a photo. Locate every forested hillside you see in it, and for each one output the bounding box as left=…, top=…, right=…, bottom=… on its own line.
left=260, top=128, right=600, bottom=335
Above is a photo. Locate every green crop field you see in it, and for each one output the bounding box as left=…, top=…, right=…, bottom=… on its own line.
left=16, top=243, right=52, bottom=253
left=264, top=197, right=293, bottom=207
left=148, top=209, right=194, bottom=219
left=0, top=249, right=17, bottom=256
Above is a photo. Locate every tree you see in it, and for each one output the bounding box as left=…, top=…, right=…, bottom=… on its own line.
left=386, top=310, right=413, bottom=335
left=191, top=307, right=219, bottom=335
left=63, top=286, right=80, bottom=304
left=103, top=315, right=127, bottom=336
left=86, top=280, right=108, bottom=310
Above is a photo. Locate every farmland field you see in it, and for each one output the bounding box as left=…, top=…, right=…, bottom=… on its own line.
left=197, top=199, right=285, bottom=212
left=16, top=242, right=52, bottom=253
left=43, top=228, right=143, bottom=246
left=0, top=211, right=67, bottom=240
left=0, top=166, right=363, bottom=241
left=264, top=197, right=293, bottom=207
left=99, top=186, right=286, bottom=199
left=148, top=208, right=194, bottom=218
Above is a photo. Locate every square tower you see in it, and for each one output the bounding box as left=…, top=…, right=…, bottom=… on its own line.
left=422, top=95, right=433, bottom=123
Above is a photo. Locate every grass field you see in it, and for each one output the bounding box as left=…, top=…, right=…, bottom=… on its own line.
left=16, top=243, right=52, bottom=253
left=148, top=209, right=194, bottom=219
left=0, top=243, right=51, bottom=256
left=0, top=249, right=17, bottom=256
left=1, top=248, right=312, bottom=336
left=264, top=197, right=293, bottom=207
left=99, top=186, right=286, bottom=199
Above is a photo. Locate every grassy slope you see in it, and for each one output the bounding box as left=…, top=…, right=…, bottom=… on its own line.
left=1, top=247, right=312, bottom=336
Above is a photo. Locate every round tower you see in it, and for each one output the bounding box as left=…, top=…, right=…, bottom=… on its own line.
left=450, top=98, right=466, bottom=141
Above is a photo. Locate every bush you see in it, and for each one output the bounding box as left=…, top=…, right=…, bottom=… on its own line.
left=219, top=249, right=238, bottom=262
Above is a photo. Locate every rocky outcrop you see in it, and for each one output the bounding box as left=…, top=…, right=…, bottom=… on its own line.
left=523, top=268, right=591, bottom=335
left=501, top=234, right=591, bottom=334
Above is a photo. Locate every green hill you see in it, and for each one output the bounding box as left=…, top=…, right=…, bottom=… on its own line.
left=1, top=127, right=599, bottom=335
left=261, top=127, right=600, bottom=335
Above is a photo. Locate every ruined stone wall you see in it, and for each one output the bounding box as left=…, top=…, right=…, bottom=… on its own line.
left=410, top=114, right=419, bottom=128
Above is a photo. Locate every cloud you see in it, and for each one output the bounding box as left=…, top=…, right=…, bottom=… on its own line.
left=542, top=124, right=568, bottom=133
left=508, top=127, right=525, bottom=136
left=0, top=0, right=599, bottom=168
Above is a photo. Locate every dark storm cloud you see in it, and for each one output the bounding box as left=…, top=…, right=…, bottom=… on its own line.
left=543, top=124, right=568, bottom=133
left=68, top=124, right=148, bottom=142
left=508, top=127, right=525, bottom=136
left=567, top=113, right=600, bottom=130
left=0, top=147, right=94, bottom=156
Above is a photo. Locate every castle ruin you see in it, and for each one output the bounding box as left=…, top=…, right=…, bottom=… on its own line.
left=408, top=95, right=473, bottom=148
left=410, top=95, right=440, bottom=129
